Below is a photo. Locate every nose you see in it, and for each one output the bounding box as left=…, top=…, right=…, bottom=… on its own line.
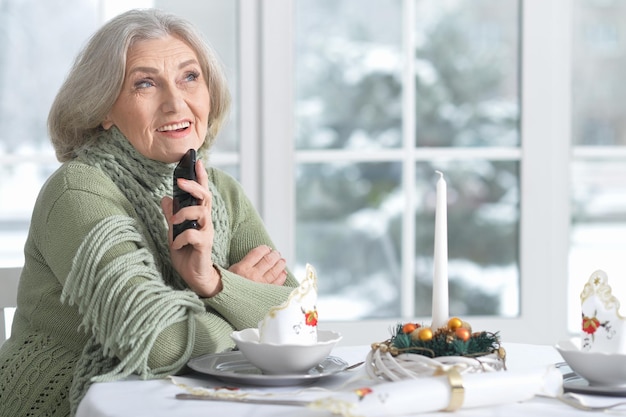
left=160, top=83, right=184, bottom=113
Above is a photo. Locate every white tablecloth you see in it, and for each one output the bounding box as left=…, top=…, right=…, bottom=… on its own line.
left=76, top=342, right=618, bottom=416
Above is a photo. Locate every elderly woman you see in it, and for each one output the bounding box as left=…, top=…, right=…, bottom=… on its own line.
left=0, top=8, right=298, bottom=417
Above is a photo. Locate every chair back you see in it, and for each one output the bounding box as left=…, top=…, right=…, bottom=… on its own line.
left=0, top=267, right=20, bottom=346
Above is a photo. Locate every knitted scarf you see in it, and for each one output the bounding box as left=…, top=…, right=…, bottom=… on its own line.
left=61, top=127, right=231, bottom=415
left=75, top=126, right=231, bottom=283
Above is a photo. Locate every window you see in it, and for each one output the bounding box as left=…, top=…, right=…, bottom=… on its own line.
left=260, top=0, right=570, bottom=345
left=294, top=0, right=521, bottom=321
left=0, top=1, right=590, bottom=345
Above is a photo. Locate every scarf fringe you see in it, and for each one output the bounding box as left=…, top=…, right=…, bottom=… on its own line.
left=64, top=215, right=205, bottom=416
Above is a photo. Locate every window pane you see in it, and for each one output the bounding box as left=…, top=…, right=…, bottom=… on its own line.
left=572, top=1, right=626, bottom=146
left=295, top=0, right=403, bottom=151
left=0, top=0, right=98, bottom=156
left=414, top=0, right=520, bottom=147
left=569, top=160, right=626, bottom=330
left=570, top=1, right=626, bottom=331
left=415, top=161, right=520, bottom=317
left=295, top=162, right=402, bottom=319
left=0, top=0, right=98, bottom=267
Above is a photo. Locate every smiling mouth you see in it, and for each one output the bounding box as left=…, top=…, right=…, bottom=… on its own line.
left=158, top=121, right=190, bottom=132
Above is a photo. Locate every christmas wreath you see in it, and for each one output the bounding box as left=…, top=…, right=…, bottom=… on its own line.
left=365, top=317, right=506, bottom=381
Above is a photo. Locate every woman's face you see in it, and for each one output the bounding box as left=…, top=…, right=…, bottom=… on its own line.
left=103, top=35, right=211, bottom=163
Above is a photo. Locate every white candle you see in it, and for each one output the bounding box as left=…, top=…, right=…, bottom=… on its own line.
left=431, top=171, right=449, bottom=330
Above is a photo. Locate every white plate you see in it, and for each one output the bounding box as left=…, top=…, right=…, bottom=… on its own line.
left=556, top=338, right=626, bottom=387
left=187, top=351, right=349, bottom=387
left=563, top=372, right=626, bottom=397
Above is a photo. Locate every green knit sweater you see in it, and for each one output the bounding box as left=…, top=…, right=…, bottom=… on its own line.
left=0, top=138, right=297, bottom=417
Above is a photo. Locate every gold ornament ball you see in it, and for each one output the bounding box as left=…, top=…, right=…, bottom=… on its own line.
left=418, top=327, right=433, bottom=341
left=448, top=317, right=463, bottom=330
left=410, top=328, right=422, bottom=342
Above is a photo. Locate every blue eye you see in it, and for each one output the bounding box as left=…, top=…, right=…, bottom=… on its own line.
left=185, top=71, right=200, bottom=82
left=135, top=79, right=154, bottom=89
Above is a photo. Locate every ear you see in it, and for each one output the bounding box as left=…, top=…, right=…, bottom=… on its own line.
left=102, top=115, right=114, bottom=130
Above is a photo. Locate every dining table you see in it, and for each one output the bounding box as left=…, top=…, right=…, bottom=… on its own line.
left=76, top=342, right=626, bottom=417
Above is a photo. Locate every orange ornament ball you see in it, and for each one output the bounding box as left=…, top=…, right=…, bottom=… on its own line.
left=402, top=323, right=419, bottom=334
left=418, top=327, right=433, bottom=341
left=455, top=327, right=471, bottom=342
left=448, top=317, right=463, bottom=330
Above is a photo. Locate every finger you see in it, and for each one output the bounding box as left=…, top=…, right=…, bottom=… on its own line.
left=246, top=245, right=273, bottom=264
left=170, top=216, right=214, bottom=249
left=265, top=258, right=287, bottom=284
left=160, top=197, right=174, bottom=242
left=176, top=178, right=212, bottom=206
left=272, top=270, right=288, bottom=286
left=195, top=159, right=209, bottom=188
left=258, top=249, right=282, bottom=271
left=175, top=159, right=210, bottom=205
left=171, top=229, right=206, bottom=250
left=171, top=202, right=211, bottom=227
left=171, top=212, right=214, bottom=250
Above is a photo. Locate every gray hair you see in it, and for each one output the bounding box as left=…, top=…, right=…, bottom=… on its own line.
left=48, top=8, right=231, bottom=162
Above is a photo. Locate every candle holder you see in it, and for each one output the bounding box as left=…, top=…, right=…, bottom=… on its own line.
left=367, top=173, right=508, bottom=381
left=365, top=318, right=506, bottom=381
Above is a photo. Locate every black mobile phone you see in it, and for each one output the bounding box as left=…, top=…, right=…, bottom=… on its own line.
left=172, top=149, right=199, bottom=240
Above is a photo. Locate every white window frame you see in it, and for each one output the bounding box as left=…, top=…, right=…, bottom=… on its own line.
left=239, top=0, right=574, bottom=346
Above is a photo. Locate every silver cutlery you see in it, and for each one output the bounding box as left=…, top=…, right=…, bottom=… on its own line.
left=176, top=393, right=309, bottom=407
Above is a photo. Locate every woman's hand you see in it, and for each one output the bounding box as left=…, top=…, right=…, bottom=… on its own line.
left=161, top=159, right=222, bottom=298
left=228, top=245, right=287, bottom=285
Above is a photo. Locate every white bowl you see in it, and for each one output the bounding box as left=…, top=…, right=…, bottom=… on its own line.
left=556, top=338, right=626, bottom=386
left=230, top=328, right=342, bottom=375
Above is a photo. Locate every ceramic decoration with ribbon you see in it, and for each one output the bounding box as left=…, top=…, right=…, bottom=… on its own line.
left=258, top=263, right=318, bottom=344
left=580, top=269, right=626, bottom=353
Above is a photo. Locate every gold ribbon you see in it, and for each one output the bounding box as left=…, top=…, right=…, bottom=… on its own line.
left=434, top=367, right=465, bottom=412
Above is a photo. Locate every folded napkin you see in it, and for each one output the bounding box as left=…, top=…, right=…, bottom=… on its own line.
left=309, top=365, right=563, bottom=416
left=173, top=365, right=563, bottom=416
left=258, top=263, right=318, bottom=344
left=580, top=270, right=626, bottom=353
